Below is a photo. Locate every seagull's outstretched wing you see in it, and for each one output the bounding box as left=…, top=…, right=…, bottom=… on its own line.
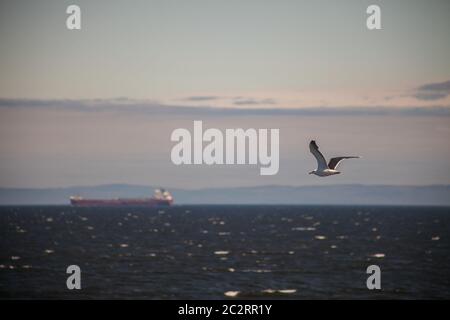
left=309, top=140, right=328, bottom=170
left=328, top=156, right=359, bottom=170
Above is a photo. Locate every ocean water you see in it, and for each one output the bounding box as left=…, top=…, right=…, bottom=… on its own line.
left=0, top=205, right=449, bottom=299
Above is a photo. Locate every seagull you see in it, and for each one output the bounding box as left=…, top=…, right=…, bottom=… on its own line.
left=309, top=140, right=359, bottom=177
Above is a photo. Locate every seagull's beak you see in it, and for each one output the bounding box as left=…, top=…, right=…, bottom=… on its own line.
left=308, top=171, right=314, bottom=175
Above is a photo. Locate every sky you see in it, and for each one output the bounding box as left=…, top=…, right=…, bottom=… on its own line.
left=0, top=0, right=449, bottom=188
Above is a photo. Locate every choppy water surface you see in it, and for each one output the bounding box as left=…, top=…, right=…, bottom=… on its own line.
left=1, top=205, right=449, bottom=299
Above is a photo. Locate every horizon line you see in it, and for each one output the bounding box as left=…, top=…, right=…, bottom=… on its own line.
left=1, top=183, right=449, bottom=191
left=1, top=97, right=450, bottom=117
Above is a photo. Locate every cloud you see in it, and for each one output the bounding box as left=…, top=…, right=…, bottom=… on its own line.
left=182, top=95, right=277, bottom=106
left=414, top=80, right=450, bottom=101
left=414, top=92, right=449, bottom=101
left=233, top=97, right=276, bottom=106
left=1, top=98, right=449, bottom=116
left=183, top=96, right=221, bottom=102
left=0, top=98, right=166, bottom=112
left=418, top=80, right=450, bottom=92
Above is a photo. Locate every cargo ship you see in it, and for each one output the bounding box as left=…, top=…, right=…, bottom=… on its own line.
left=70, top=188, right=173, bottom=207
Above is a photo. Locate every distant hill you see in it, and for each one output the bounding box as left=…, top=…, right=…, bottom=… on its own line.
left=0, top=184, right=449, bottom=206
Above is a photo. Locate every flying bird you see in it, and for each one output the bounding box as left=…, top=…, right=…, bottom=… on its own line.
left=309, top=140, right=359, bottom=177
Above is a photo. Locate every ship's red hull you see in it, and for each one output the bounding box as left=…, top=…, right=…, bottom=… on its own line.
left=70, top=198, right=173, bottom=207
